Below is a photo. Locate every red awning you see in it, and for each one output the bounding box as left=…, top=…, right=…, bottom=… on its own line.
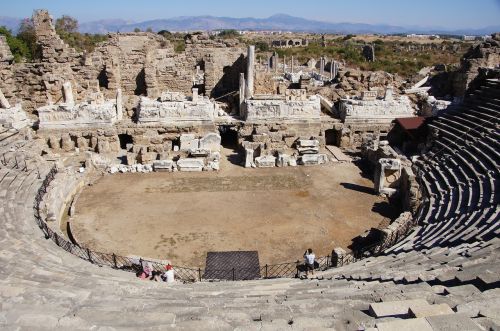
left=396, top=117, right=425, bottom=131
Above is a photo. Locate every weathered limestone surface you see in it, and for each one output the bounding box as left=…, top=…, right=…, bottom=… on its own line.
left=152, top=159, right=175, bottom=172
left=299, top=153, right=328, bottom=166
left=339, top=93, right=415, bottom=124
left=243, top=95, right=321, bottom=121
left=254, top=155, right=276, bottom=168
left=374, top=158, right=401, bottom=195
left=453, top=34, right=500, bottom=96
left=375, top=317, right=433, bottom=331
left=421, top=95, right=452, bottom=117
left=38, top=100, right=119, bottom=129
left=0, top=104, right=30, bottom=130
left=409, top=303, right=454, bottom=318
left=177, top=158, right=204, bottom=171
left=33, top=10, right=81, bottom=63
left=0, top=10, right=245, bottom=114
left=0, top=36, right=13, bottom=63
left=199, top=133, right=221, bottom=152
left=179, top=134, right=198, bottom=151
left=369, top=299, right=429, bottom=318
left=138, top=92, right=217, bottom=124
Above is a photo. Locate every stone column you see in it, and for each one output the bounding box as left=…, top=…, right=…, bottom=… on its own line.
left=291, top=56, right=294, bottom=73
left=283, top=55, right=286, bottom=73
left=62, top=81, right=74, bottom=106
left=320, top=57, right=325, bottom=76
left=116, top=88, right=123, bottom=121
left=239, top=73, right=246, bottom=115
left=244, top=148, right=254, bottom=168
left=0, top=88, right=10, bottom=109
left=192, top=88, right=199, bottom=102
left=384, top=86, right=393, bottom=101
left=333, top=61, right=338, bottom=80
left=275, top=54, right=278, bottom=73
left=329, top=59, right=334, bottom=79
left=245, top=45, right=255, bottom=99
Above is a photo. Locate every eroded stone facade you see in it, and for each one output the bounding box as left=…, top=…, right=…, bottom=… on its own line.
left=0, top=10, right=245, bottom=114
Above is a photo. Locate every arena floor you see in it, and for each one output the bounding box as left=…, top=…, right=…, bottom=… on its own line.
left=71, top=149, right=399, bottom=267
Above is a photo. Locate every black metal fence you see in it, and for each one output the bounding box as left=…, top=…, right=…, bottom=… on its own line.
left=33, top=164, right=418, bottom=283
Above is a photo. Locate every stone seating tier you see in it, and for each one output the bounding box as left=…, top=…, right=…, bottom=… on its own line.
left=0, top=80, right=498, bottom=330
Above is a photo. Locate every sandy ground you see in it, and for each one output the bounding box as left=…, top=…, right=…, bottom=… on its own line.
left=72, top=149, right=398, bottom=267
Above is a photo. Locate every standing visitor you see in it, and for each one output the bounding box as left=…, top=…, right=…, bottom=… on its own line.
left=304, top=248, right=315, bottom=277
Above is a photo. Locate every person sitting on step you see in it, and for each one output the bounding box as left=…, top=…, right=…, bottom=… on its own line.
left=162, top=264, right=175, bottom=283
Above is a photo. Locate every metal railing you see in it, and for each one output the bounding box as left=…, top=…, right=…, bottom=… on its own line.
left=33, top=164, right=418, bottom=283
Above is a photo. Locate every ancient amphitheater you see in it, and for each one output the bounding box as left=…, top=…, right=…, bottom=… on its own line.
left=0, top=10, right=499, bottom=330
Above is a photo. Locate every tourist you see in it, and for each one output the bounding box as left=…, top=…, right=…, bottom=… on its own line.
left=304, top=248, right=315, bottom=277
left=138, top=260, right=153, bottom=280
left=151, top=270, right=162, bottom=282
left=163, top=264, right=175, bottom=283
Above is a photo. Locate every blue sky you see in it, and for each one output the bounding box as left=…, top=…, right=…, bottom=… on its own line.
left=2, top=0, right=500, bottom=29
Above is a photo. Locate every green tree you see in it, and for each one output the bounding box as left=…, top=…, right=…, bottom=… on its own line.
left=55, top=15, right=79, bottom=34
left=255, top=41, right=269, bottom=52
left=0, top=26, right=31, bottom=62
left=17, top=18, right=39, bottom=60
left=52, top=15, right=107, bottom=53
left=134, top=28, right=141, bottom=33
left=218, top=29, right=240, bottom=38
left=158, top=30, right=171, bottom=36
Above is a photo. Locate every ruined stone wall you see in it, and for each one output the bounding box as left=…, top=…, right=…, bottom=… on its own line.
left=88, top=33, right=164, bottom=99
left=0, top=36, right=13, bottom=63
left=339, top=123, right=393, bottom=148
left=33, top=10, right=81, bottom=63
left=254, top=71, right=278, bottom=95
left=453, top=34, right=500, bottom=96
left=234, top=121, right=339, bottom=154
left=0, top=10, right=246, bottom=115
left=86, top=32, right=245, bottom=103
left=203, top=45, right=246, bottom=98
left=400, top=166, right=421, bottom=214
left=38, top=123, right=217, bottom=156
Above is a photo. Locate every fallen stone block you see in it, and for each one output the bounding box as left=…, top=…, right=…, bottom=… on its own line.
left=297, top=139, right=320, bottom=148
left=369, top=299, right=429, bottom=318
left=206, top=161, right=220, bottom=171
left=297, top=146, right=320, bottom=154
left=300, top=153, right=328, bottom=166
left=153, top=160, right=174, bottom=172
left=376, top=317, right=433, bottom=331
left=254, top=155, right=276, bottom=168
left=177, top=158, right=204, bottom=172
left=277, top=153, right=291, bottom=167
left=126, top=153, right=137, bottom=165
left=189, top=149, right=210, bottom=157
left=425, top=313, right=482, bottom=331
left=409, top=303, right=454, bottom=318
left=199, top=132, right=221, bottom=152
left=180, top=134, right=199, bottom=151
left=444, top=284, right=481, bottom=297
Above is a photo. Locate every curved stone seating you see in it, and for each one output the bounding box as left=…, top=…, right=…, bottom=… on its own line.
left=0, top=150, right=495, bottom=330
left=0, top=81, right=498, bottom=329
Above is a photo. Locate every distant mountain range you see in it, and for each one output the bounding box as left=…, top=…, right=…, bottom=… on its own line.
left=1, top=14, right=499, bottom=36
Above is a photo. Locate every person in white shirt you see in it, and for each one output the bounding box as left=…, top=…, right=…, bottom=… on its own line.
left=304, top=248, right=315, bottom=277
left=163, top=264, right=175, bottom=283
